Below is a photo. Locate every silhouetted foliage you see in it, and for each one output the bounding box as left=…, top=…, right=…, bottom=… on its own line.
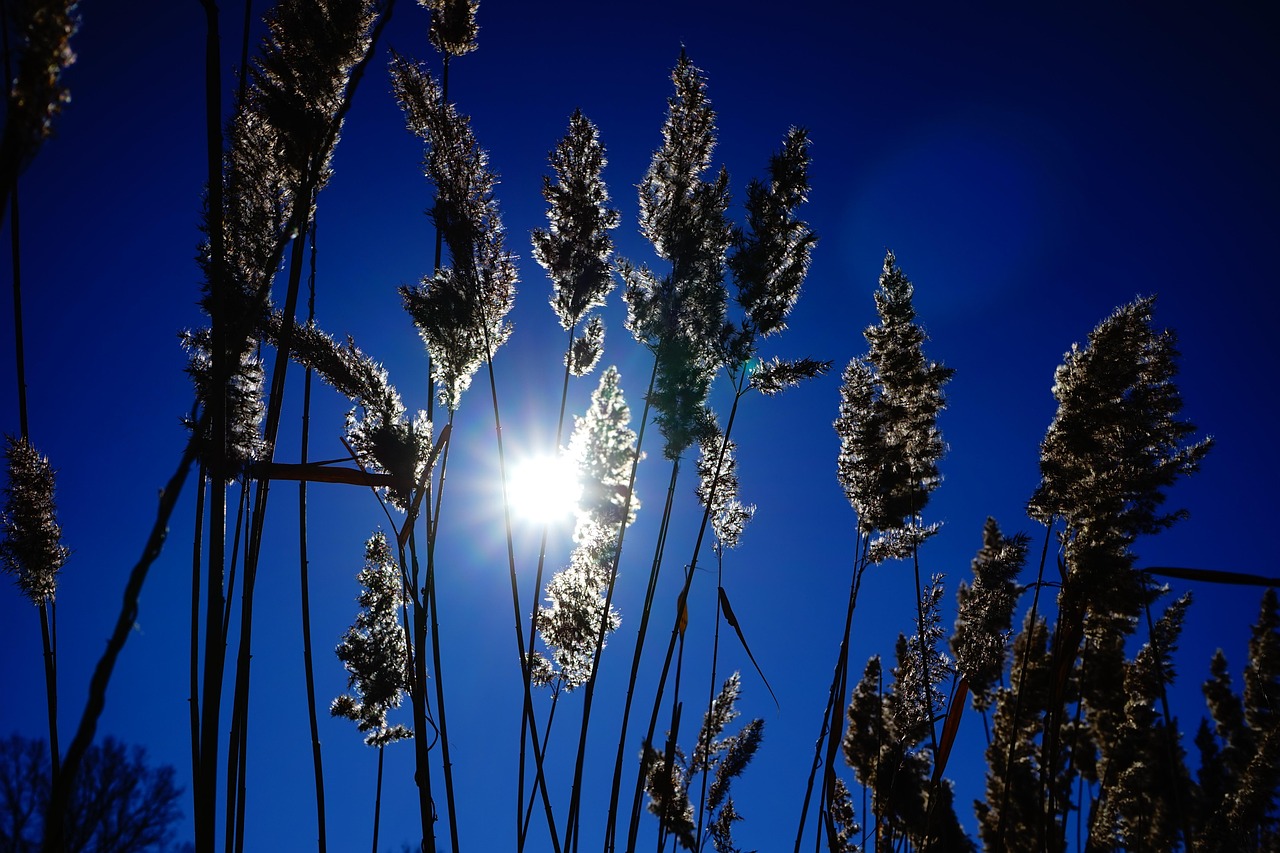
left=952, top=519, right=1029, bottom=712
left=533, top=367, right=641, bottom=689
left=533, top=109, right=620, bottom=372
left=1193, top=588, right=1280, bottom=850
left=8, top=6, right=1268, bottom=853
left=332, top=532, right=413, bottom=747
left=642, top=674, right=763, bottom=852
left=835, top=251, right=953, bottom=544
left=622, top=52, right=731, bottom=460
left=0, top=0, right=78, bottom=212
left=392, top=49, right=517, bottom=411
left=1, top=435, right=67, bottom=603
left=0, top=734, right=187, bottom=853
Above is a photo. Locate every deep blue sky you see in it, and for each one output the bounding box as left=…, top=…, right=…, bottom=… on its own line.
left=2, top=1, right=1278, bottom=850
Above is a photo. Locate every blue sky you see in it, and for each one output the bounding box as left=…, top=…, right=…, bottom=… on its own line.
left=2, top=1, right=1278, bottom=850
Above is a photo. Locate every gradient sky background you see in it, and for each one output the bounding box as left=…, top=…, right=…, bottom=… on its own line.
left=2, top=1, right=1278, bottom=850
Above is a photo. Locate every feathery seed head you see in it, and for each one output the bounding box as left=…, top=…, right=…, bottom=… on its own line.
left=421, top=0, right=478, bottom=57
left=835, top=251, right=952, bottom=539
left=1, top=436, right=69, bottom=604
left=534, top=111, right=619, bottom=333
left=333, top=531, right=412, bottom=746
left=1029, top=297, right=1211, bottom=619
left=391, top=52, right=518, bottom=411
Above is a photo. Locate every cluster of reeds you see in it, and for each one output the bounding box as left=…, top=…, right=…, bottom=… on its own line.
left=792, top=270, right=1276, bottom=853
left=4, top=2, right=1279, bottom=853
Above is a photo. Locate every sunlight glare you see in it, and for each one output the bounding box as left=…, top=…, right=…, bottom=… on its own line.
left=507, top=452, right=583, bottom=525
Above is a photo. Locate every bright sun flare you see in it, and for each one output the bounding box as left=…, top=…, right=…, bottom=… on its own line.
left=508, top=453, right=583, bottom=524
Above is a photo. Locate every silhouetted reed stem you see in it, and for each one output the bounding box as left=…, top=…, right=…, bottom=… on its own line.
left=7, top=172, right=62, bottom=790
left=479, top=336, right=562, bottom=853
left=8, top=189, right=26, bottom=438
left=225, top=188, right=318, bottom=852
left=623, top=381, right=747, bottom=853
left=298, top=218, right=327, bottom=851
left=517, top=327, right=574, bottom=851
left=399, top=529, right=437, bottom=853
left=221, top=484, right=248, bottom=650
left=4, top=10, right=62, bottom=791
left=424, top=524, right=460, bottom=852
left=43, top=430, right=201, bottom=853
left=571, top=358, right=658, bottom=853
left=597, top=451, right=676, bottom=853
left=195, top=3, right=227, bottom=847
left=792, top=533, right=866, bottom=852
left=522, top=688, right=561, bottom=840
left=692, top=547, right=727, bottom=844
left=1142, top=583, right=1196, bottom=851
left=911, top=536, right=939, bottom=756
left=372, top=744, right=385, bottom=853
left=36, top=598, right=58, bottom=780
left=189, top=467, right=206, bottom=796
left=994, top=524, right=1053, bottom=850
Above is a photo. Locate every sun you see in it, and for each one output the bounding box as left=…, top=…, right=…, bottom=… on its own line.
left=507, top=452, right=583, bottom=525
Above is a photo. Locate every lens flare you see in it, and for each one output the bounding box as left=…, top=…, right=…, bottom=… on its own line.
left=507, top=452, right=582, bottom=524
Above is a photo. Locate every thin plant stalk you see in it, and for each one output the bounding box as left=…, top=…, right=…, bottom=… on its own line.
left=226, top=676, right=246, bottom=853
left=36, top=598, right=57, bottom=781
left=423, top=523, right=460, bottom=852
left=624, top=381, right=747, bottom=853
left=692, top=547, right=727, bottom=845
left=609, top=455, right=678, bottom=849
left=7, top=169, right=62, bottom=789
left=1142, top=584, right=1196, bottom=851
left=189, top=466, right=206, bottom=796
left=195, top=3, right=227, bottom=847
left=298, top=217, right=327, bottom=852
left=42, top=431, right=201, bottom=852
left=793, top=532, right=866, bottom=852
left=371, top=744, right=385, bottom=853
left=1064, top=640, right=1089, bottom=853
left=410, top=410, right=468, bottom=853
left=385, top=414, right=451, bottom=853
left=225, top=201, right=319, bottom=852
left=910, top=533, right=940, bottom=756
left=3, top=4, right=62, bottom=797
left=479, top=335, right=563, bottom=853
left=821, top=545, right=865, bottom=841
left=594, top=444, right=675, bottom=853
left=2, top=0, right=27, bottom=440
left=517, top=326, right=575, bottom=851
left=522, top=686, right=562, bottom=840
left=398, top=529, right=437, bottom=853
left=7, top=176, right=26, bottom=439
left=221, top=480, right=248, bottom=650
left=993, top=524, right=1054, bottom=850
left=570, top=359, right=658, bottom=853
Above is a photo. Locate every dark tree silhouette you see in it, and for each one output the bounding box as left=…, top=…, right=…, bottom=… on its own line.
left=1, top=733, right=188, bottom=853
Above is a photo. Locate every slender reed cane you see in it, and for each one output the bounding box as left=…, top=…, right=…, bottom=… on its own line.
left=298, top=217, right=328, bottom=851
left=195, top=4, right=227, bottom=846
left=189, top=466, right=206, bottom=799
left=517, top=327, right=575, bottom=851
left=398, top=530, right=437, bottom=853
left=794, top=532, right=866, bottom=852
left=1142, top=582, right=1196, bottom=851
left=372, top=744, right=386, bottom=853
left=571, top=359, right=658, bottom=853
left=993, top=525, right=1053, bottom=850
left=624, top=383, right=747, bottom=853
left=6, top=137, right=63, bottom=794
left=692, top=547, right=727, bottom=844
left=43, top=430, right=200, bottom=853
